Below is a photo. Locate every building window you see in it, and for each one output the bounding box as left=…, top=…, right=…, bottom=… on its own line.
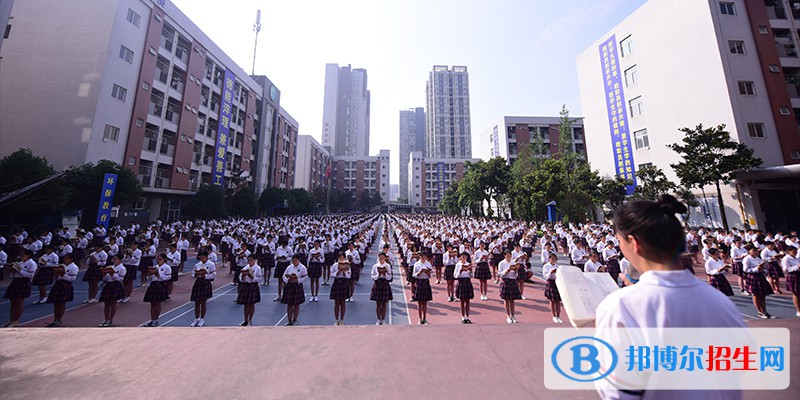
left=629, top=96, right=644, bottom=117
left=624, top=65, right=638, bottom=87
left=135, top=118, right=144, bottom=127
left=758, top=25, right=769, bottom=34
left=126, top=8, right=141, bottom=27
left=111, top=84, right=127, bottom=101
left=633, top=129, right=649, bottom=150
left=128, top=156, right=136, bottom=166
left=620, top=35, right=633, bottom=57
left=3, top=24, right=10, bottom=39
left=728, top=40, right=745, bottom=55
left=119, top=45, right=134, bottom=63
left=103, top=125, right=120, bottom=142
left=142, top=82, right=150, bottom=91
left=720, top=2, right=735, bottom=15
left=791, top=150, right=800, bottom=159
left=747, top=123, right=766, bottom=138
left=134, top=197, right=147, bottom=210
left=639, top=162, right=653, bottom=170
left=769, top=64, right=781, bottom=73
left=780, top=106, right=791, bottom=115
left=737, top=81, right=755, bottom=95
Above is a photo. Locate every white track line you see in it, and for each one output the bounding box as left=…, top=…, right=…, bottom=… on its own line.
left=159, top=285, right=238, bottom=326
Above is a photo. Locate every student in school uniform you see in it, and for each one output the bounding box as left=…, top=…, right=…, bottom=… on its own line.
left=82, top=244, right=107, bottom=304
left=594, top=195, right=746, bottom=400
left=413, top=253, right=434, bottom=324
left=511, top=244, right=529, bottom=300
left=176, top=236, right=190, bottom=273
left=370, top=252, right=393, bottom=325
left=345, top=242, right=362, bottom=302
left=729, top=238, right=748, bottom=294
left=307, top=241, right=325, bottom=302
left=432, top=239, right=445, bottom=284
left=761, top=242, right=783, bottom=295
left=330, top=253, right=351, bottom=326
left=780, top=246, right=800, bottom=318
left=601, top=241, right=621, bottom=286
left=743, top=244, right=774, bottom=319
left=120, top=242, right=141, bottom=303
left=142, top=253, right=171, bottom=327
left=473, top=243, right=491, bottom=301
left=32, top=245, right=58, bottom=305
left=281, top=255, right=308, bottom=326
left=273, top=241, right=293, bottom=302
left=454, top=252, right=475, bottom=324
left=584, top=251, right=605, bottom=273
left=0, top=244, right=6, bottom=282
left=98, top=255, right=126, bottom=327
left=704, top=248, right=734, bottom=297
left=542, top=253, right=563, bottom=323
left=2, top=250, right=37, bottom=328
left=139, top=239, right=156, bottom=288
left=237, top=255, right=262, bottom=326
left=45, top=253, right=79, bottom=327
left=189, top=251, right=216, bottom=327
left=443, top=247, right=458, bottom=302
left=498, top=251, right=522, bottom=324
left=166, top=244, right=181, bottom=301
left=570, top=241, right=589, bottom=272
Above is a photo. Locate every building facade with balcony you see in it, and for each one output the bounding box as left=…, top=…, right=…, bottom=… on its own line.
left=577, top=0, right=800, bottom=231
left=399, top=107, right=426, bottom=202
left=295, top=135, right=330, bottom=193
left=331, top=150, right=390, bottom=207
left=481, top=116, right=586, bottom=164
left=0, top=0, right=265, bottom=222
left=408, top=151, right=479, bottom=209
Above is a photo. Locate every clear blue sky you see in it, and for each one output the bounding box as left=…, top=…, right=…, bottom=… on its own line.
left=171, top=0, right=648, bottom=184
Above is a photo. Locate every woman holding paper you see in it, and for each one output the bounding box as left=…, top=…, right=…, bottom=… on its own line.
left=743, top=244, right=774, bottom=319
left=413, top=253, right=433, bottom=324
left=236, top=255, right=262, bottom=326
left=780, top=246, right=799, bottom=317
left=98, top=255, right=126, bottom=327
left=542, top=253, right=563, bottom=323
left=190, top=251, right=216, bottom=327
left=704, top=248, right=734, bottom=296
left=370, top=252, right=393, bottom=325
left=454, top=252, right=474, bottom=324
left=594, top=194, right=745, bottom=400
left=2, top=249, right=37, bottom=328
left=281, top=255, right=308, bottom=326
left=498, top=251, right=521, bottom=324
left=330, top=253, right=351, bottom=325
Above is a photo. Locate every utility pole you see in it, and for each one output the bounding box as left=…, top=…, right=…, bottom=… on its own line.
left=252, top=9, right=261, bottom=75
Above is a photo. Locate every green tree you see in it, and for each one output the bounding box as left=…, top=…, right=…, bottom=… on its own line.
left=259, top=187, right=289, bottom=215
left=287, top=188, right=315, bottom=214
left=522, top=158, right=566, bottom=221
left=0, top=149, right=69, bottom=224
left=63, top=160, right=142, bottom=227
left=667, top=124, right=762, bottom=230
left=597, top=175, right=632, bottom=219
left=438, top=181, right=461, bottom=215
left=634, top=164, right=677, bottom=200
left=227, top=188, right=258, bottom=218
left=183, top=184, right=227, bottom=219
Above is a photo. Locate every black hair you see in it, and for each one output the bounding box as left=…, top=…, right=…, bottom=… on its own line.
left=613, top=194, right=688, bottom=264
left=198, top=251, right=209, bottom=258
left=708, top=248, right=719, bottom=255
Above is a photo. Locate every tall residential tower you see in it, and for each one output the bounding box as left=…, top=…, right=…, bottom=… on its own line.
left=321, top=63, right=370, bottom=157
left=398, top=107, right=425, bottom=201
left=425, top=65, right=472, bottom=158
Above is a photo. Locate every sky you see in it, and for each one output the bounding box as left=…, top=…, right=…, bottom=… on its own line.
left=171, top=0, right=648, bottom=185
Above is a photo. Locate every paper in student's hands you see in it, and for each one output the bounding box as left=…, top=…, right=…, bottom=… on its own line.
left=555, top=266, right=619, bottom=327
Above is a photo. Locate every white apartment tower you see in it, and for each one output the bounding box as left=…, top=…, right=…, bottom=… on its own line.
left=399, top=107, right=425, bottom=201
left=321, top=63, right=370, bottom=157
left=425, top=66, right=472, bottom=158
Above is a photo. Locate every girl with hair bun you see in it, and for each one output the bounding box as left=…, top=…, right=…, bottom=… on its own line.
left=594, top=195, right=745, bottom=399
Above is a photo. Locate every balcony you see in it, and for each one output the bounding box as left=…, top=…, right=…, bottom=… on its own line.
left=766, top=1, right=787, bottom=19
left=159, top=131, right=176, bottom=157
left=164, top=102, right=181, bottom=125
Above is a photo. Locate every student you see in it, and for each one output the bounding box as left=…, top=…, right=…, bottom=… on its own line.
left=330, top=253, right=351, bottom=326
left=474, top=243, right=491, bottom=300
left=236, top=255, right=262, bottom=326
left=44, top=253, right=79, bottom=327
left=190, top=251, right=216, bottom=327
left=273, top=241, right=293, bottom=302
left=345, top=242, right=362, bottom=301
left=2, top=250, right=37, bottom=328
left=370, top=252, right=393, bottom=325
left=139, top=239, right=156, bottom=287
left=704, top=248, right=734, bottom=297
left=601, top=241, right=621, bottom=285
left=82, top=244, right=107, bottom=303
left=512, top=244, right=529, bottom=300
left=542, top=253, right=562, bottom=323
left=98, top=255, right=126, bottom=327
left=594, top=195, right=746, bottom=399
left=176, top=236, right=190, bottom=273
left=32, top=245, right=58, bottom=304
left=443, top=247, right=458, bottom=302
left=142, top=253, right=172, bottom=327
left=584, top=251, right=605, bottom=273
left=454, top=252, right=475, bottom=324
left=743, top=244, right=774, bottom=319
left=413, top=253, right=433, bottom=324
left=432, top=239, right=445, bottom=284
left=281, top=255, right=308, bottom=326
left=307, top=241, right=324, bottom=302
left=498, top=251, right=522, bottom=324
left=729, top=239, right=748, bottom=294
left=166, top=244, right=181, bottom=301
left=232, top=243, right=250, bottom=286
left=120, top=242, right=141, bottom=303
left=780, top=246, right=800, bottom=317
left=761, top=242, right=783, bottom=295
left=570, top=241, right=589, bottom=272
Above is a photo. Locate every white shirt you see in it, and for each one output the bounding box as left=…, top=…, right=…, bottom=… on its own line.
left=282, top=263, right=308, bottom=284
left=730, top=246, right=747, bottom=262
left=240, top=263, right=263, bottom=284
left=571, top=247, right=588, bottom=264
left=123, top=248, right=142, bottom=267
left=166, top=251, right=181, bottom=268
left=474, top=249, right=489, bottom=263
left=56, top=262, right=79, bottom=283
left=584, top=260, right=603, bottom=273
left=371, top=262, right=392, bottom=281
left=413, top=260, right=433, bottom=280
left=150, top=263, right=172, bottom=282
left=704, top=258, right=728, bottom=276
left=742, top=255, right=764, bottom=274
left=193, top=260, right=216, bottom=280
left=498, top=259, right=517, bottom=280
left=454, top=261, right=473, bottom=279
left=275, top=246, right=293, bottom=262
left=102, top=264, right=126, bottom=283
left=13, top=258, right=37, bottom=279
left=542, top=261, right=558, bottom=280
left=331, top=262, right=352, bottom=279
left=781, top=254, right=799, bottom=274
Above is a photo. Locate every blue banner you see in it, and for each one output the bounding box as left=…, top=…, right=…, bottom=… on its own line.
left=436, top=162, right=445, bottom=199
left=96, top=173, right=118, bottom=229
left=599, top=35, right=636, bottom=194
left=212, top=68, right=236, bottom=186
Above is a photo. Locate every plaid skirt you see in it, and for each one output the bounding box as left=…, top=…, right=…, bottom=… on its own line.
left=501, top=278, right=522, bottom=300
left=765, top=262, right=784, bottom=279
left=744, top=273, right=774, bottom=297
left=731, top=262, right=744, bottom=276
left=191, top=278, right=213, bottom=301
left=170, top=266, right=179, bottom=282
left=444, top=265, right=456, bottom=281
left=324, top=253, right=335, bottom=267
left=31, top=267, right=54, bottom=286
left=370, top=279, right=393, bottom=302
left=236, top=282, right=261, bottom=305
left=46, top=280, right=74, bottom=303
left=709, top=274, right=734, bottom=297
left=433, top=254, right=444, bottom=268
left=260, top=253, right=275, bottom=270
left=274, top=261, right=290, bottom=279
left=281, top=282, right=305, bottom=305
left=99, top=281, right=124, bottom=302
left=123, top=265, right=137, bottom=282
left=456, top=277, right=474, bottom=300
left=517, top=266, right=529, bottom=282
left=140, top=257, right=155, bottom=272
left=330, top=277, right=351, bottom=300
left=475, top=263, right=492, bottom=280
left=605, top=259, right=621, bottom=276
left=307, top=262, right=323, bottom=279
left=3, top=278, right=31, bottom=299
left=143, top=281, right=169, bottom=302
left=82, top=264, right=103, bottom=282
left=414, top=279, right=433, bottom=302
left=786, top=271, right=799, bottom=295
left=180, top=250, right=188, bottom=263
left=544, top=279, right=561, bottom=302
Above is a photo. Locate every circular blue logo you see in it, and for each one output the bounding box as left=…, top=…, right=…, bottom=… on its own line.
left=551, top=336, right=618, bottom=382
left=269, top=85, right=278, bottom=102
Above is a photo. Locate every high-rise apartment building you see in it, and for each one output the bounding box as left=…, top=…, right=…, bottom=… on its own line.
left=398, top=107, right=426, bottom=201
left=321, top=63, right=370, bottom=157
left=331, top=150, right=390, bottom=206
left=250, top=75, right=299, bottom=193
left=482, top=116, right=586, bottom=164
left=408, top=151, right=479, bottom=208
left=295, top=135, right=330, bottom=192
left=425, top=65, right=472, bottom=158
left=577, top=0, right=800, bottom=231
